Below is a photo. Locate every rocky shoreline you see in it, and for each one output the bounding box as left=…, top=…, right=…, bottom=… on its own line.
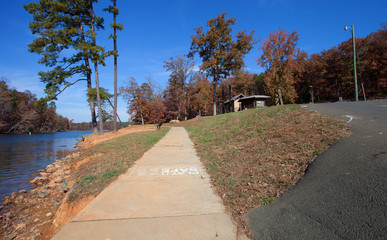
left=0, top=151, right=81, bottom=240
left=0, top=126, right=160, bottom=240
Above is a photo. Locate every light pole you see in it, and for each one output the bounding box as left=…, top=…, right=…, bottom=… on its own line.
left=309, top=85, right=314, bottom=104
left=345, top=25, right=358, bottom=101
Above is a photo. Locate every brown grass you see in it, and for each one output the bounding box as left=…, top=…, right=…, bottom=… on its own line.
left=178, top=105, right=351, bottom=235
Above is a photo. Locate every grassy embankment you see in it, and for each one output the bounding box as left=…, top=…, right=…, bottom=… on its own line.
left=179, top=104, right=350, bottom=231
left=68, top=128, right=170, bottom=201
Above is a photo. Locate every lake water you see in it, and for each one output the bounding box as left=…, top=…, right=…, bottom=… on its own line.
left=0, top=131, right=92, bottom=201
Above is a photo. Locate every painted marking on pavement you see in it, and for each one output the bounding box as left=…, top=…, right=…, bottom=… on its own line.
left=161, top=167, right=200, bottom=176
left=301, top=105, right=308, bottom=108
left=342, top=115, right=354, bottom=123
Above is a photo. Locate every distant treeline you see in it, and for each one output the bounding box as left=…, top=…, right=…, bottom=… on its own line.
left=294, top=24, right=387, bottom=102
left=227, top=23, right=387, bottom=103
left=0, top=80, right=70, bottom=134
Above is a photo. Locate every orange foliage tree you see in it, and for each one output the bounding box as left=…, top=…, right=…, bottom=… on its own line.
left=258, top=28, right=307, bottom=104
left=120, top=77, right=165, bottom=124
left=189, top=12, right=255, bottom=115
left=188, top=72, right=213, bottom=116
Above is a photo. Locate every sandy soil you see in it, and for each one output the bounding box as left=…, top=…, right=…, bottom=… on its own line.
left=79, top=125, right=157, bottom=148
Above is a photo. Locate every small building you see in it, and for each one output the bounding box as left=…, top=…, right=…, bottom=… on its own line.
left=239, top=95, right=271, bottom=110
left=224, top=94, right=245, bottom=112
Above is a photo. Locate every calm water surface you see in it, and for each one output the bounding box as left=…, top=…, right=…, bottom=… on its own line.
left=0, top=131, right=92, bottom=201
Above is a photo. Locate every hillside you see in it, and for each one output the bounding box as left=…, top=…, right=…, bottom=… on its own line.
left=178, top=104, right=351, bottom=234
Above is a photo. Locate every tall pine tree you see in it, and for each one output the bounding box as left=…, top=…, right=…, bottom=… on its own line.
left=24, top=0, right=106, bottom=133
left=104, top=0, right=123, bottom=132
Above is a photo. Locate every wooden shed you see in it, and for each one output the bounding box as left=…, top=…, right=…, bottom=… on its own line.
left=239, top=95, right=271, bottom=110
left=224, top=94, right=245, bottom=112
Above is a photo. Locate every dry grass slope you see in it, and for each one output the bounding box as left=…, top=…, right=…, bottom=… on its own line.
left=179, top=104, right=351, bottom=233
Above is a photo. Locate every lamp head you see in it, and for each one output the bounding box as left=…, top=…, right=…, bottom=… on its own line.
left=344, top=26, right=348, bottom=31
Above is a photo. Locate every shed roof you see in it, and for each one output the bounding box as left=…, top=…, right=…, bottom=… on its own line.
left=239, top=95, right=271, bottom=101
left=224, top=94, right=245, bottom=104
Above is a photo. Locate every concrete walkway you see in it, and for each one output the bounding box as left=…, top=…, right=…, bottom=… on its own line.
left=53, top=127, right=241, bottom=240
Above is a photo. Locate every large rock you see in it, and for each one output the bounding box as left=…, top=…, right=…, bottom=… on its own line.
left=54, top=178, right=63, bottom=184
left=45, top=165, right=57, bottom=173
left=40, top=172, right=50, bottom=177
left=30, top=177, right=48, bottom=187
left=36, top=191, right=49, bottom=198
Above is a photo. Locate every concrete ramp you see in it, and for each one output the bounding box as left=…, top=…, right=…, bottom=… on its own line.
left=52, top=127, right=240, bottom=240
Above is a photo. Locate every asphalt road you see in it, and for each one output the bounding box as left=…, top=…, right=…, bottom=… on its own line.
left=247, top=100, right=387, bottom=240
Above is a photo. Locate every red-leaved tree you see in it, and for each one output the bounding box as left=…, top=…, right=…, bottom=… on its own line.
left=258, top=28, right=306, bottom=104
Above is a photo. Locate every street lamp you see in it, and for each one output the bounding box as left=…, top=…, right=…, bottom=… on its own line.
left=309, top=85, right=314, bottom=104
left=344, top=25, right=358, bottom=101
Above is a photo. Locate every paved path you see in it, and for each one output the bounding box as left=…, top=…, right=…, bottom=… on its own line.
left=53, top=127, right=240, bottom=240
left=247, top=100, right=387, bottom=240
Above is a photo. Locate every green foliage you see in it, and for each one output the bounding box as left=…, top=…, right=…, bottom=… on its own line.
left=82, top=175, right=97, bottom=185
left=87, top=88, right=113, bottom=104
left=102, top=168, right=123, bottom=182
left=23, top=0, right=107, bottom=102
left=261, top=197, right=274, bottom=205
left=110, top=23, right=124, bottom=31
left=313, top=148, right=324, bottom=156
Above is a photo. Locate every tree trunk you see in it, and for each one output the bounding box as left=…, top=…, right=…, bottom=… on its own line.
left=91, top=1, right=104, bottom=135
left=79, top=13, right=97, bottom=133
left=113, top=0, right=118, bottom=132
left=88, top=79, right=98, bottom=133
left=184, top=88, right=188, bottom=120
left=221, top=88, right=224, bottom=114
left=140, top=109, right=144, bottom=125
left=107, top=98, right=122, bottom=125
left=94, top=62, right=104, bottom=134
left=229, top=85, right=232, bottom=112
left=213, top=81, right=217, bottom=116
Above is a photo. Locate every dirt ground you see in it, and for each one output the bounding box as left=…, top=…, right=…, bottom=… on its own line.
left=78, top=125, right=157, bottom=148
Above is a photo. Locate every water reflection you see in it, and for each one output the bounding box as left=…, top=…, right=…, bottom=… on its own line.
left=0, top=131, right=92, bottom=201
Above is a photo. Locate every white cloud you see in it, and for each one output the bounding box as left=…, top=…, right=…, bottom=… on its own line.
left=1, top=68, right=45, bottom=97
left=193, top=64, right=200, bottom=72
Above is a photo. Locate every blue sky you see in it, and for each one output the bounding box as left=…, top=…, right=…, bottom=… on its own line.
left=0, top=0, right=386, bottom=122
